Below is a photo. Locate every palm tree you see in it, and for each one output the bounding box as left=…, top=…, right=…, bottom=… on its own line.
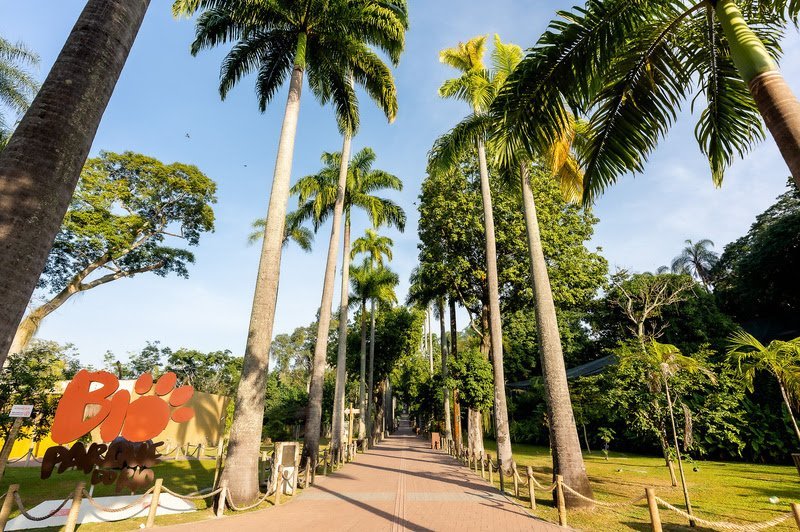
left=291, top=148, right=404, bottom=459
left=496, top=0, right=800, bottom=201
left=728, top=331, right=800, bottom=442
left=248, top=211, right=315, bottom=252
left=0, top=36, right=39, bottom=150
left=175, top=0, right=406, bottom=504
left=0, top=0, right=151, bottom=366
left=438, top=34, right=514, bottom=473
left=351, top=229, right=396, bottom=445
left=671, top=239, right=718, bottom=288
left=619, top=340, right=716, bottom=525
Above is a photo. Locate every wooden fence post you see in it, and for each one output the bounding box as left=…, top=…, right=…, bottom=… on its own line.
left=216, top=479, right=228, bottom=518
left=145, top=478, right=163, bottom=528
left=646, top=488, right=662, bottom=532
left=64, top=481, right=85, bottom=532
left=0, top=484, right=19, bottom=530
left=323, top=450, right=328, bottom=476
left=527, top=466, right=535, bottom=510
left=489, top=458, right=494, bottom=486
left=274, top=466, right=284, bottom=506
left=556, top=475, right=567, bottom=528
left=792, top=502, right=800, bottom=530
left=481, top=455, right=485, bottom=479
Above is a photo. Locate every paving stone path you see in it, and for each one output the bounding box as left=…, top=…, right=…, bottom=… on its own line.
left=162, top=421, right=561, bottom=531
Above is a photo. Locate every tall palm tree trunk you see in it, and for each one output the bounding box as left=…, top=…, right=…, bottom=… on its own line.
left=438, top=298, right=451, bottom=440
left=449, top=297, right=462, bottom=451
left=469, top=305, right=491, bottom=457
left=663, top=376, right=695, bottom=526
left=716, top=0, right=800, bottom=186
left=476, top=140, right=513, bottom=472
left=519, top=165, right=593, bottom=506
left=0, top=0, right=150, bottom=364
left=304, top=132, right=351, bottom=464
left=777, top=381, right=800, bottom=443
left=330, top=135, right=354, bottom=459
left=222, top=38, right=306, bottom=505
left=358, top=298, right=368, bottom=440
left=367, top=298, right=377, bottom=447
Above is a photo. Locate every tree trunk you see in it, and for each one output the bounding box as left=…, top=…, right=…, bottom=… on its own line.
left=476, top=140, right=513, bottom=473
left=367, top=298, right=377, bottom=447
left=519, top=164, right=593, bottom=507
left=303, top=129, right=352, bottom=465
left=715, top=0, right=800, bottom=187
left=449, top=297, right=462, bottom=452
left=438, top=298, right=451, bottom=441
left=0, top=0, right=151, bottom=364
left=467, top=408, right=483, bottom=456
left=372, top=380, right=386, bottom=444
left=664, top=376, right=695, bottom=526
left=0, top=418, right=24, bottom=480
left=221, top=40, right=305, bottom=505
left=657, top=415, right=679, bottom=487
left=427, top=308, right=434, bottom=373
left=330, top=134, right=353, bottom=458
left=358, top=298, right=368, bottom=441
left=778, top=381, right=800, bottom=443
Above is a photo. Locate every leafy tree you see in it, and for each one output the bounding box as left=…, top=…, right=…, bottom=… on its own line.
left=728, top=331, right=800, bottom=442
left=0, top=340, right=77, bottom=478
left=291, top=147, right=404, bottom=456
left=0, top=1, right=151, bottom=365
left=495, top=0, right=800, bottom=201
left=671, top=239, right=719, bottom=288
left=713, top=181, right=800, bottom=325
left=175, top=0, right=407, bottom=500
left=7, top=152, right=216, bottom=357
left=450, top=347, right=494, bottom=414
left=165, top=348, right=242, bottom=396
left=0, top=36, right=39, bottom=150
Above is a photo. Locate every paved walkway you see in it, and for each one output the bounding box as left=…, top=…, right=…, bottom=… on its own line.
left=163, top=421, right=560, bottom=531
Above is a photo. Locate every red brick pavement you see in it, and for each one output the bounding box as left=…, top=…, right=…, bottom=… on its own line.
left=160, top=422, right=562, bottom=531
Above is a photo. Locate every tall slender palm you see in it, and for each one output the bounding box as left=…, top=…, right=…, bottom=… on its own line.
left=0, top=0, right=151, bottom=366
left=728, top=331, right=800, bottom=442
left=351, top=230, right=396, bottom=445
left=496, top=0, right=800, bottom=201
left=0, top=37, right=39, bottom=150
left=438, top=34, right=514, bottom=472
left=619, top=340, right=716, bottom=525
left=176, top=0, right=406, bottom=503
left=671, top=239, right=718, bottom=288
left=291, top=148, right=405, bottom=458
left=350, top=259, right=373, bottom=441
left=431, top=40, right=597, bottom=504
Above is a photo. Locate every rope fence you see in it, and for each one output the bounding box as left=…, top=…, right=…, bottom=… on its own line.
left=442, top=438, right=800, bottom=531
left=0, top=437, right=365, bottom=531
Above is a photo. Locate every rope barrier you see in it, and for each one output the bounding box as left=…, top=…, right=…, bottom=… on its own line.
left=13, top=492, right=71, bottom=522
left=654, top=497, right=794, bottom=531
left=80, top=487, right=155, bottom=513
left=161, top=485, right=224, bottom=501
left=561, top=483, right=647, bottom=508
left=224, top=486, right=275, bottom=512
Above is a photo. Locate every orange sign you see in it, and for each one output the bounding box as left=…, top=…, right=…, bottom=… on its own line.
left=43, top=370, right=195, bottom=491
left=52, top=370, right=195, bottom=444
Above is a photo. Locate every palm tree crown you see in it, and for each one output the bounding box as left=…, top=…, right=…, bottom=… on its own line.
left=175, top=0, right=408, bottom=132
left=351, top=228, right=394, bottom=267
left=0, top=36, right=39, bottom=146
left=671, top=239, right=718, bottom=287
left=495, top=0, right=800, bottom=202
left=291, top=147, right=405, bottom=230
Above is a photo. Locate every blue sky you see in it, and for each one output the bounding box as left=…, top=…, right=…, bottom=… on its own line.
left=2, top=1, right=798, bottom=367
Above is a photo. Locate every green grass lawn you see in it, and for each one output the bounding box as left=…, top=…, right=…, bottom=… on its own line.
left=0, top=439, right=335, bottom=531
left=479, top=440, right=800, bottom=531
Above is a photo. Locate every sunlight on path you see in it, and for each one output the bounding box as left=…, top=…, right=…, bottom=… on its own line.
left=159, top=420, right=561, bottom=531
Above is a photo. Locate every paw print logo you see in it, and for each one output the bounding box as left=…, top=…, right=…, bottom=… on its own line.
left=121, top=372, right=195, bottom=442
left=52, top=369, right=196, bottom=444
